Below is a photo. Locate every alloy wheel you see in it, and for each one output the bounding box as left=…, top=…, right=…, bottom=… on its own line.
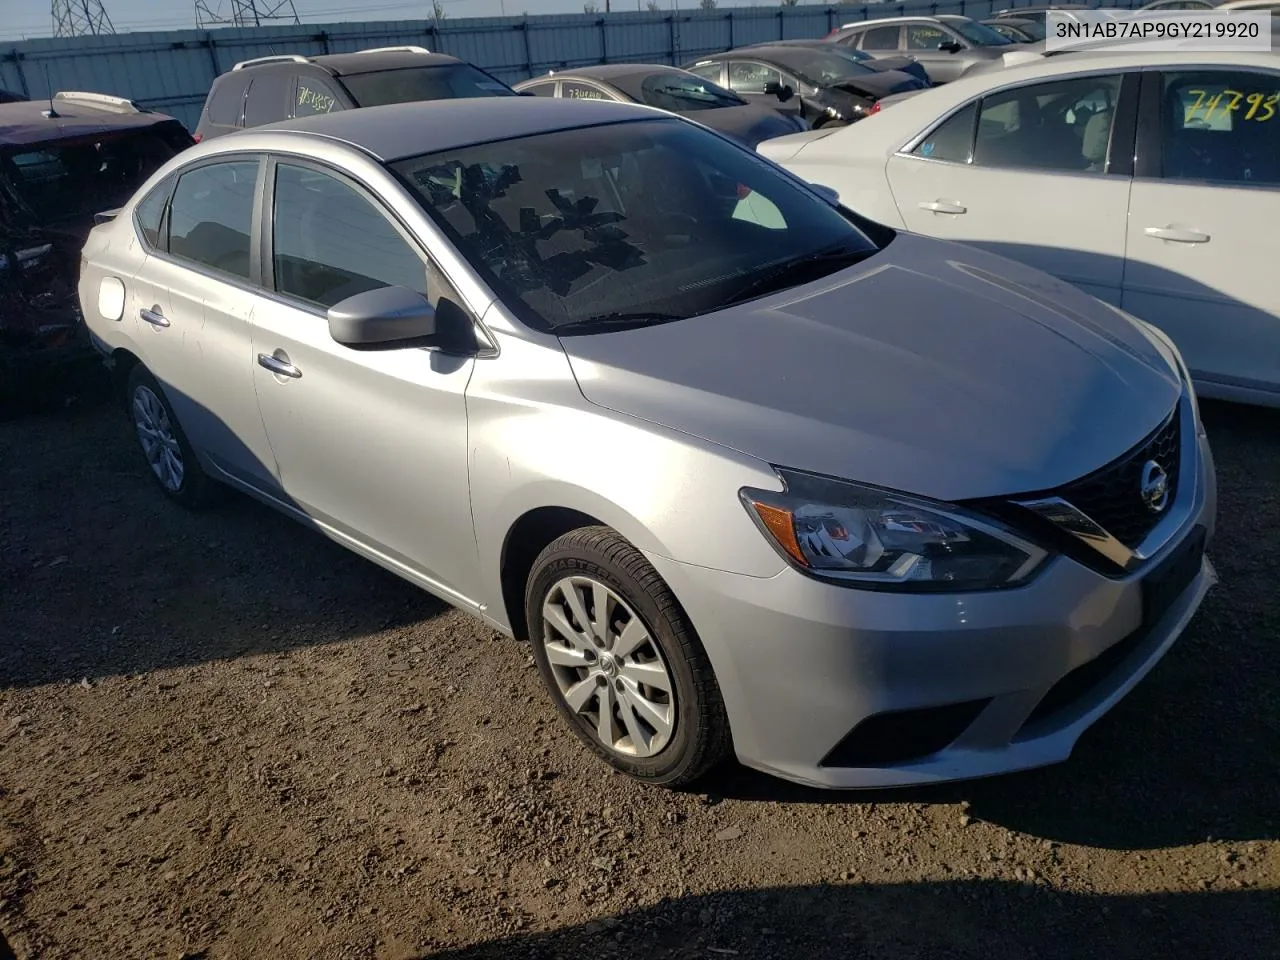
left=540, top=576, right=676, bottom=758
left=132, top=384, right=184, bottom=493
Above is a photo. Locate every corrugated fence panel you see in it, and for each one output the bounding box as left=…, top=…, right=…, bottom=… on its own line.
left=1, top=1, right=1146, bottom=132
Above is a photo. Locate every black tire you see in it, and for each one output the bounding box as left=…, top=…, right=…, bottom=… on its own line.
left=125, top=364, right=219, bottom=509
left=525, top=525, right=731, bottom=788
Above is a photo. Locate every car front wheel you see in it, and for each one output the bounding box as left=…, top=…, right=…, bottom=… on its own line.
left=525, top=526, right=731, bottom=788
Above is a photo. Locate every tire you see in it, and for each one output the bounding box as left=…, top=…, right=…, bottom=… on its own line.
left=125, top=364, right=218, bottom=509
left=525, top=525, right=731, bottom=788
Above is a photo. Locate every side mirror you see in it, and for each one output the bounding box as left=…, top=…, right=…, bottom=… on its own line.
left=808, top=182, right=840, bottom=205
left=938, top=40, right=963, bottom=53
left=764, top=81, right=795, bottom=103
left=518, top=90, right=538, bottom=96
left=328, top=285, right=437, bottom=347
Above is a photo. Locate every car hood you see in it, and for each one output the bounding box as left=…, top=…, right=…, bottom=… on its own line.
left=689, top=103, right=803, bottom=146
left=558, top=233, right=1182, bottom=502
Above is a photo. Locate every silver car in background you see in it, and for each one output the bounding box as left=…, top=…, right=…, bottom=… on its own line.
left=79, top=98, right=1216, bottom=790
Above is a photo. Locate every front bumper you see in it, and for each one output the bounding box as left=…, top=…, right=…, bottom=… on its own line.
left=648, top=405, right=1217, bottom=790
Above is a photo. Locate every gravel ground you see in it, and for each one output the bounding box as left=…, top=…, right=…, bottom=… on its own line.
left=1, top=395, right=1277, bottom=960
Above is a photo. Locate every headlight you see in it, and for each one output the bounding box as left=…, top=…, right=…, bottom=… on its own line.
left=741, top=468, right=1048, bottom=592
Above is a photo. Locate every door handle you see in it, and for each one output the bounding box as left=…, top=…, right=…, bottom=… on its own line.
left=257, top=353, right=302, bottom=379
left=1144, top=226, right=1210, bottom=244
left=140, top=306, right=169, bottom=328
left=918, top=199, right=967, bottom=215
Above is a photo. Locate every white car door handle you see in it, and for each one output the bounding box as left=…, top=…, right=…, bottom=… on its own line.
left=918, top=199, right=967, bottom=215
left=139, top=306, right=169, bottom=328
left=1144, top=226, right=1210, bottom=244
left=258, top=353, right=302, bottom=379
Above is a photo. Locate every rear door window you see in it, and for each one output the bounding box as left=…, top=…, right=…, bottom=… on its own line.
left=243, top=71, right=295, bottom=127
left=859, top=26, right=903, bottom=50
left=168, top=160, right=260, bottom=281
left=1159, top=70, right=1280, bottom=184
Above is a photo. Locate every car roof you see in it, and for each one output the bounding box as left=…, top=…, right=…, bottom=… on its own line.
left=700, top=44, right=829, bottom=62
left=258, top=96, right=661, bottom=161
left=0, top=97, right=177, bottom=149
left=543, top=63, right=679, bottom=82
left=839, top=16, right=945, bottom=27
left=310, top=50, right=463, bottom=76
left=225, top=50, right=464, bottom=80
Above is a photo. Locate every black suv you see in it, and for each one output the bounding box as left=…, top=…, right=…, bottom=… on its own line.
left=1, top=91, right=193, bottom=404
left=194, top=46, right=518, bottom=141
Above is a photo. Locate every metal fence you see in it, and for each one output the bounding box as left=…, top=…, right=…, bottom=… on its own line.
left=2, top=0, right=1142, bottom=131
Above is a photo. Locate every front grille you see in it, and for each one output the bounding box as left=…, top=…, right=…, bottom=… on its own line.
left=1056, top=410, right=1182, bottom=549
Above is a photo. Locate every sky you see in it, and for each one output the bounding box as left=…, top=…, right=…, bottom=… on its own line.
left=1, top=0, right=676, bottom=41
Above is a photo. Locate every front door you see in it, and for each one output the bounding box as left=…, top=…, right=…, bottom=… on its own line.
left=725, top=60, right=804, bottom=120
left=1123, top=68, right=1280, bottom=401
left=249, top=158, right=482, bottom=606
left=903, top=22, right=970, bottom=85
left=887, top=71, right=1134, bottom=305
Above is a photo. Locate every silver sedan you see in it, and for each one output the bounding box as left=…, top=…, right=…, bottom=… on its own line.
left=79, top=97, right=1217, bottom=790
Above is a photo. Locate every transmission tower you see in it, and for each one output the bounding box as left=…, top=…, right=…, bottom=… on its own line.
left=194, top=0, right=301, bottom=28
left=51, top=0, right=117, bottom=37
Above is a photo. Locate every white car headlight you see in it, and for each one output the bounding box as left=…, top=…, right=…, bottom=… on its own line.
left=741, top=469, right=1048, bottom=592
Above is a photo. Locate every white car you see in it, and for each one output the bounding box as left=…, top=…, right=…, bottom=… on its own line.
left=758, top=50, right=1280, bottom=408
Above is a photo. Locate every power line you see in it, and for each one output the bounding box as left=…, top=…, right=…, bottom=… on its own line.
left=194, top=0, right=302, bottom=28
left=51, top=0, right=117, bottom=36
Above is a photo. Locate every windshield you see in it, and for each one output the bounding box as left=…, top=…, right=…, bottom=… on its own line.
left=392, top=117, right=877, bottom=334
left=945, top=17, right=1014, bottom=45
left=342, top=64, right=516, bottom=107
left=774, top=49, right=877, bottom=84
left=0, top=126, right=187, bottom=224
left=636, top=72, right=746, bottom=112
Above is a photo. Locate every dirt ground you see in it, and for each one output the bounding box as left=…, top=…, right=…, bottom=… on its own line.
left=1, top=394, right=1277, bottom=960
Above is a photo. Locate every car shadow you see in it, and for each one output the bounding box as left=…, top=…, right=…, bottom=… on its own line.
left=706, top=400, right=1280, bottom=850
left=0, top=377, right=450, bottom=690
left=415, top=882, right=1278, bottom=960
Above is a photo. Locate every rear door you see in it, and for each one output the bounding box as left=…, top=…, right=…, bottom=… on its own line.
left=1123, top=67, right=1280, bottom=401
left=887, top=71, right=1136, bottom=304
left=135, top=155, right=278, bottom=487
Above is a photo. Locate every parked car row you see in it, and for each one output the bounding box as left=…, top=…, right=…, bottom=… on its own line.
left=756, top=42, right=1280, bottom=410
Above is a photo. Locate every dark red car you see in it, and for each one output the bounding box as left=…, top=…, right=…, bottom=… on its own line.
left=1, top=91, right=193, bottom=405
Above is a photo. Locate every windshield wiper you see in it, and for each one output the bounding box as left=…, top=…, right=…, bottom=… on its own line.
left=552, top=311, right=686, bottom=336
left=723, top=243, right=873, bottom=308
